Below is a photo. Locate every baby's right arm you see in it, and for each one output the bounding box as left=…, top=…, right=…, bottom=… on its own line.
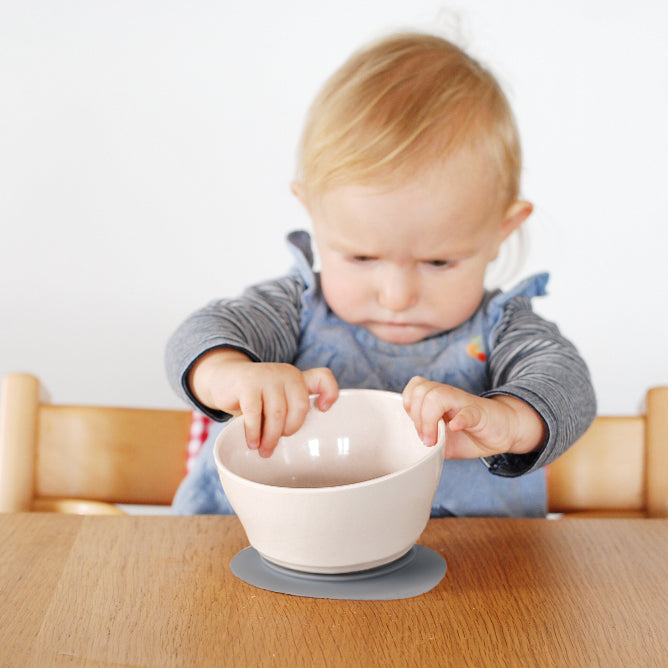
left=189, top=348, right=338, bottom=457
left=166, top=271, right=310, bottom=411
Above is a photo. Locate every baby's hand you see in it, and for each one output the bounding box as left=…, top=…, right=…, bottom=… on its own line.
left=402, top=377, right=546, bottom=459
left=190, top=349, right=339, bottom=457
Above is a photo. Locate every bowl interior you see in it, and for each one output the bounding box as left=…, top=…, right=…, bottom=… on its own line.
left=217, top=390, right=437, bottom=489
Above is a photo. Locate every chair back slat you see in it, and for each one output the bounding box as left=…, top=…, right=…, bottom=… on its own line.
left=35, top=405, right=191, bottom=505
left=547, top=417, right=645, bottom=514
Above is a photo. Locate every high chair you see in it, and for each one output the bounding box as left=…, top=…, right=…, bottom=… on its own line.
left=0, top=373, right=191, bottom=513
left=0, top=373, right=666, bottom=516
left=546, top=386, right=667, bottom=517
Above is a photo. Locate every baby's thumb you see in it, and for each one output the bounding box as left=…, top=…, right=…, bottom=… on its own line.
left=303, top=367, right=339, bottom=412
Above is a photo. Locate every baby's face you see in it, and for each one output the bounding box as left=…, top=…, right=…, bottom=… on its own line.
left=309, top=149, right=519, bottom=344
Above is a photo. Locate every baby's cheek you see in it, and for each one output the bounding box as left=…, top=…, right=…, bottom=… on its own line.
left=322, top=275, right=366, bottom=319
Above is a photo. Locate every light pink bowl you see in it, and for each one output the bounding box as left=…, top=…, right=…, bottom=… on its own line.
left=214, top=389, right=445, bottom=574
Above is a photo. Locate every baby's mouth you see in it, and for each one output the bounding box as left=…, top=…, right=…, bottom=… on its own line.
left=364, top=320, right=434, bottom=344
left=375, top=320, right=421, bottom=329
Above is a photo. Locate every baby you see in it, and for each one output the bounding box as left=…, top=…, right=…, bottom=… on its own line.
left=166, top=33, right=596, bottom=517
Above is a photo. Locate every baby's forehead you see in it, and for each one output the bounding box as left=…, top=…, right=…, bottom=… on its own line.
left=313, top=155, right=506, bottom=236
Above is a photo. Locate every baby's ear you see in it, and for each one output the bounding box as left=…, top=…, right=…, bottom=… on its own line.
left=500, top=200, right=533, bottom=240
left=291, top=181, right=308, bottom=208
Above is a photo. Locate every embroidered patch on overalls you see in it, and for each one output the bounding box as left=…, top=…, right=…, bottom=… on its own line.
left=466, top=336, right=487, bottom=362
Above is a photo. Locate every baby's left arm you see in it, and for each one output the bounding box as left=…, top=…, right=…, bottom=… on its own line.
left=403, top=378, right=546, bottom=459
left=403, top=295, right=596, bottom=471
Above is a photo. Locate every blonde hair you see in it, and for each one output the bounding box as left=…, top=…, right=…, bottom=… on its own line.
left=297, top=33, right=523, bottom=206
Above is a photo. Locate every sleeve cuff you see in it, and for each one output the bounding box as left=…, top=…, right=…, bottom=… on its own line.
left=480, top=387, right=553, bottom=477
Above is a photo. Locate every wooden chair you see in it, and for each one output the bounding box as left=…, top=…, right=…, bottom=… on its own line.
left=546, top=386, right=668, bottom=517
left=1, top=373, right=666, bottom=516
left=0, top=373, right=192, bottom=513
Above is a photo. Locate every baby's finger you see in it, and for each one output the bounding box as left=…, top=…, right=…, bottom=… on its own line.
left=403, top=377, right=433, bottom=438
left=303, top=367, right=339, bottom=412
left=410, top=380, right=458, bottom=446
left=417, top=390, right=447, bottom=446
left=448, top=405, right=484, bottom=434
left=402, top=375, right=427, bottom=413
left=258, top=391, right=288, bottom=457
left=282, top=381, right=311, bottom=437
left=239, top=387, right=263, bottom=450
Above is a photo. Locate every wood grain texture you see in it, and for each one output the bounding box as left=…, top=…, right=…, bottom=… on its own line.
left=1, top=515, right=666, bottom=667
left=35, top=404, right=192, bottom=504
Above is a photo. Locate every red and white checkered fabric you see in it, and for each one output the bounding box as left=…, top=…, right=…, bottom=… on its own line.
left=186, top=411, right=214, bottom=473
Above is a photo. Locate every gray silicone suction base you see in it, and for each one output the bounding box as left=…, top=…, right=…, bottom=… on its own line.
left=230, top=545, right=446, bottom=600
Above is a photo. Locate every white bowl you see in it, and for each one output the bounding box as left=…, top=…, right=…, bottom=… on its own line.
left=214, top=389, right=445, bottom=574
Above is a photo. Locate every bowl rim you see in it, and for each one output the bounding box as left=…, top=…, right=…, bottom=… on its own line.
left=213, top=388, right=445, bottom=494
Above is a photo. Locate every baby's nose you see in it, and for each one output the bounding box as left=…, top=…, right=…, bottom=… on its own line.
left=377, top=269, right=417, bottom=312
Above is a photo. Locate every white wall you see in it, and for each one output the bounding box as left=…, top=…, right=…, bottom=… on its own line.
left=1, top=1, right=666, bottom=414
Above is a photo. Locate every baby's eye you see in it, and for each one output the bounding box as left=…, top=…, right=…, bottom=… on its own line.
left=350, top=255, right=377, bottom=263
left=425, top=259, right=451, bottom=268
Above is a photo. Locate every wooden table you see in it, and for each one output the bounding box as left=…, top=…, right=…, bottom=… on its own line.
left=1, top=515, right=666, bottom=667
